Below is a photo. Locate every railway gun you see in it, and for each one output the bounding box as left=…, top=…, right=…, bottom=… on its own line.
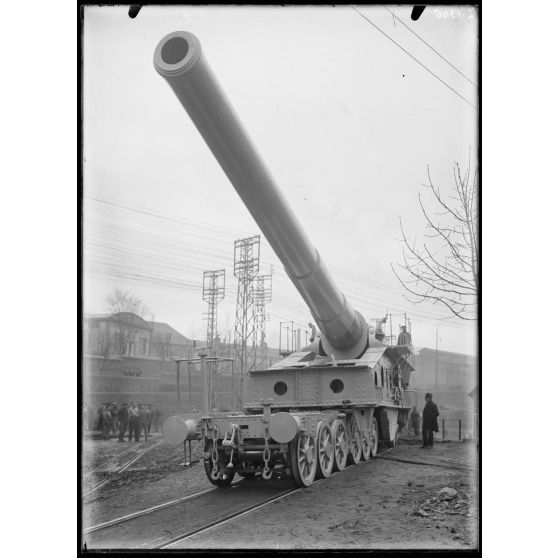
left=153, top=31, right=415, bottom=487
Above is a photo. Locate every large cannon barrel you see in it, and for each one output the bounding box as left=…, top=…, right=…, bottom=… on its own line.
left=153, top=31, right=369, bottom=360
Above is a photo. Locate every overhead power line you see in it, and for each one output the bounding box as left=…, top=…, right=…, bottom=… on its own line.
left=351, top=6, right=477, bottom=110
left=385, top=7, right=477, bottom=87
left=84, top=195, right=475, bottom=328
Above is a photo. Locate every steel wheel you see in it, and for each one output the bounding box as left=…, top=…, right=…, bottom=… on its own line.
left=331, top=419, right=348, bottom=472
left=361, top=431, right=371, bottom=461
left=370, top=417, right=379, bottom=458
left=290, top=434, right=317, bottom=487
left=316, top=422, right=334, bottom=479
left=347, top=417, right=362, bottom=465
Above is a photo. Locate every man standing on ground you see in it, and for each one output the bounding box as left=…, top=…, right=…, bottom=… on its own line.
left=101, top=405, right=112, bottom=440
left=128, top=402, right=140, bottom=442
left=117, top=402, right=129, bottom=442
left=139, top=404, right=151, bottom=442
left=421, top=393, right=439, bottom=448
left=146, top=404, right=153, bottom=436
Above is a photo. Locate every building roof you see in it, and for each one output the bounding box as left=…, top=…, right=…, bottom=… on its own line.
left=84, top=312, right=191, bottom=343
left=150, top=321, right=191, bottom=345
left=84, top=313, right=112, bottom=320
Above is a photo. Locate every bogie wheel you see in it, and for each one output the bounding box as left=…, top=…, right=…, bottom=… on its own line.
left=316, top=422, right=334, bottom=479
left=203, top=454, right=236, bottom=487
left=347, top=417, right=362, bottom=465
left=361, top=431, right=371, bottom=461
left=370, top=417, right=379, bottom=458
left=331, top=419, right=348, bottom=472
left=290, top=434, right=317, bottom=487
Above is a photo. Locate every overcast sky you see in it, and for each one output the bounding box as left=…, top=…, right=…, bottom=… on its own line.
left=83, top=5, right=478, bottom=355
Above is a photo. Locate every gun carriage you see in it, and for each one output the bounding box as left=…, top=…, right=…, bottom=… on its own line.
left=153, top=31, right=414, bottom=487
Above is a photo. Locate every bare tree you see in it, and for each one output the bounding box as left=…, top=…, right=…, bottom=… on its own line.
left=106, top=288, right=150, bottom=355
left=84, top=321, right=113, bottom=371
left=106, top=288, right=148, bottom=317
left=153, top=331, right=173, bottom=360
left=392, top=157, right=478, bottom=320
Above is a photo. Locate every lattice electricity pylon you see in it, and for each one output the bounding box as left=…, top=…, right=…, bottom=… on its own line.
left=202, top=270, right=225, bottom=413
left=202, top=269, right=225, bottom=346
left=254, top=274, right=272, bottom=368
left=232, top=235, right=260, bottom=410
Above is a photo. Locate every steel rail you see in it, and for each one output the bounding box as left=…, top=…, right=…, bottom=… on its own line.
left=158, top=487, right=301, bottom=549
left=375, top=454, right=476, bottom=471
left=83, top=441, right=162, bottom=497
left=83, top=447, right=394, bottom=547
left=83, top=483, right=238, bottom=534
left=83, top=446, right=136, bottom=479
left=159, top=447, right=394, bottom=549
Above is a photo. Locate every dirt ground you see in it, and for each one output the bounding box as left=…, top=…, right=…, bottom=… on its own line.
left=82, top=435, right=478, bottom=550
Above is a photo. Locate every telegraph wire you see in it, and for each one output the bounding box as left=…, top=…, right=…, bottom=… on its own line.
left=86, top=195, right=418, bottom=297
left=351, top=6, right=477, bottom=110
left=84, top=196, right=475, bottom=328
left=385, top=7, right=477, bottom=88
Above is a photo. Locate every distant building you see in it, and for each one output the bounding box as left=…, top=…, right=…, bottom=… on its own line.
left=412, top=348, right=477, bottom=393
left=82, top=311, right=284, bottom=420
left=468, top=385, right=479, bottom=439
left=84, top=312, right=192, bottom=359
left=409, top=348, right=478, bottom=439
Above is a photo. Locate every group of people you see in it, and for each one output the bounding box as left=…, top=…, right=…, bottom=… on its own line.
left=88, top=402, right=161, bottom=442
left=409, top=393, right=440, bottom=449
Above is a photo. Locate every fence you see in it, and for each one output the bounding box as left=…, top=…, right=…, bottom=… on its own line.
left=439, top=417, right=478, bottom=441
left=404, top=415, right=478, bottom=441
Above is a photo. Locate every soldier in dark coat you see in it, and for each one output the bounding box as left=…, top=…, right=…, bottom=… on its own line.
left=96, top=405, right=105, bottom=431
left=117, top=403, right=129, bottom=442
left=421, top=393, right=439, bottom=448
left=101, top=405, right=112, bottom=440
left=110, top=403, right=119, bottom=438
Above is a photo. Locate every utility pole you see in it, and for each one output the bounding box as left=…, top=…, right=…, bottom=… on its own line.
left=233, top=235, right=260, bottom=410
left=253, top=274, right=272, bottom=367
left=435, top=325, right=439, bottom=392
left=176, top=360, right=181, bottom=400
left=187, top=361, right=192, bottom=412
left=279, top=321, right=292, bottom=356
left=202, top=269, right=225, bottom=346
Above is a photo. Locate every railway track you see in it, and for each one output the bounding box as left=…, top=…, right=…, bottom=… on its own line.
left=83, top=446, right=137, bottom=480
left=82, top=447, right=394, bottom=550
left=375, top=454, right=476, bottom=472
left=159, top=485, right=301, bottom=549
left=83, top=446, right=476, bottom=549
left=83, top=440, right=162, bottom=497
left=82, top=477, right=298, bottom=549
